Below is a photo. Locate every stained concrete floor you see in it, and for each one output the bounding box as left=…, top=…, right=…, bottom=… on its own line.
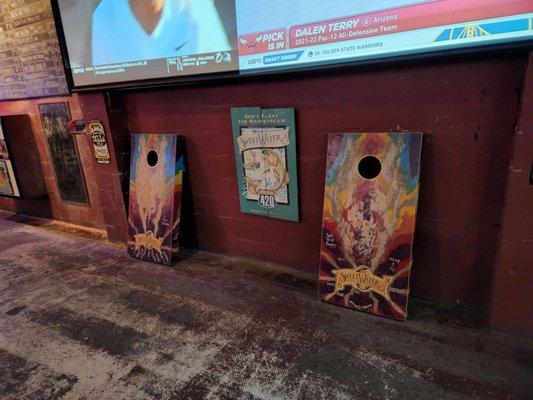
left=0, top=216, right=532, bottom=400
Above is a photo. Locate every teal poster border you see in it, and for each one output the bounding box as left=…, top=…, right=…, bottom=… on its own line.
left=231, top=107, right=299, bottom=221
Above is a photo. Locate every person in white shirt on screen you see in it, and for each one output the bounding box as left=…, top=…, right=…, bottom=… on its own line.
left=92, top=0, right=231, bottom=66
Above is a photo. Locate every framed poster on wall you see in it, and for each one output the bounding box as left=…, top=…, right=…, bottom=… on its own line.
left=231, top=107, right=299, bottom=221
left=38, top=103, right=89, bottom=205
left=0, top=119, right=21, bottom=197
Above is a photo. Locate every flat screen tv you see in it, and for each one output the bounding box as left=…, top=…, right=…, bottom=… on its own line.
left=52, top=0, right=533, bottom=90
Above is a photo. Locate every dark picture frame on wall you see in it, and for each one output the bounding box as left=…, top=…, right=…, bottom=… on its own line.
left=38, top=102, right=89, bottom=206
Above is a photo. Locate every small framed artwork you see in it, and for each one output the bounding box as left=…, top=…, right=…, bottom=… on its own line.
left=0, top=160, right=15, bottom=196
left=0, top=139, right=9, bottom=160
left=0, top=119, right=21, bottom=197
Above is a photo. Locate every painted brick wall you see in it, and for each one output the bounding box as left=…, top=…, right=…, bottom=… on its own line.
left=491, top=53, right=533, bottom=335
left=0, top=95, right=105, bottom=230
left=123, top=54, right=526, bottom=312
left=77, top=92, right=129, bottom=243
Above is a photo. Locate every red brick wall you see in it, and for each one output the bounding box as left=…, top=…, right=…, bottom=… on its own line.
left=77, top=92, right=129, bottom=242
left=491, top=53, right=533, bottom=335
left=124, top=54, right=526, bottom=312
left=0, top=95, right=105, bottom=229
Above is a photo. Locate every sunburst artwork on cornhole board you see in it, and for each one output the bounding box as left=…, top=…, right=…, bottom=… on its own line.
left=127, top=134, right=185, bottom=265
left=319, top=132, right=423, bottom=321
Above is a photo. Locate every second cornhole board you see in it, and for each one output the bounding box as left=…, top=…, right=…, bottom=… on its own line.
left=319, top=132, right=423, bottom=321
left=127, top=134, right=185, bottom=265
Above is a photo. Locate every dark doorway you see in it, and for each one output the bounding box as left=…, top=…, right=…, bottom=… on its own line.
left=0, top=114, right=52, bottom=218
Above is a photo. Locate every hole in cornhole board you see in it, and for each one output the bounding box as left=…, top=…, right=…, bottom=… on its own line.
left=358, top=156, right=381, bottom=179
left=147, top=150, right=158, bottom=167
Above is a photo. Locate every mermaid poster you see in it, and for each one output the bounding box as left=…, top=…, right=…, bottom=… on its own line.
left=231, top=108, right=299, bottom=221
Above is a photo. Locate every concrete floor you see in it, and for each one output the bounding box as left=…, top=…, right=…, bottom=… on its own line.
left=0, top=215, right=532, bottom=400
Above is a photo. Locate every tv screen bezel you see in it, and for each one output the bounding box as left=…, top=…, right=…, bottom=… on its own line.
left=50, top=0, right=533, bottom=93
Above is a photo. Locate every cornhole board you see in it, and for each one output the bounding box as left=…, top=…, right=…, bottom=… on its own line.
left=127, top=134, right=185, bottom=265
left=319, top=132, right=423, bottom=321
